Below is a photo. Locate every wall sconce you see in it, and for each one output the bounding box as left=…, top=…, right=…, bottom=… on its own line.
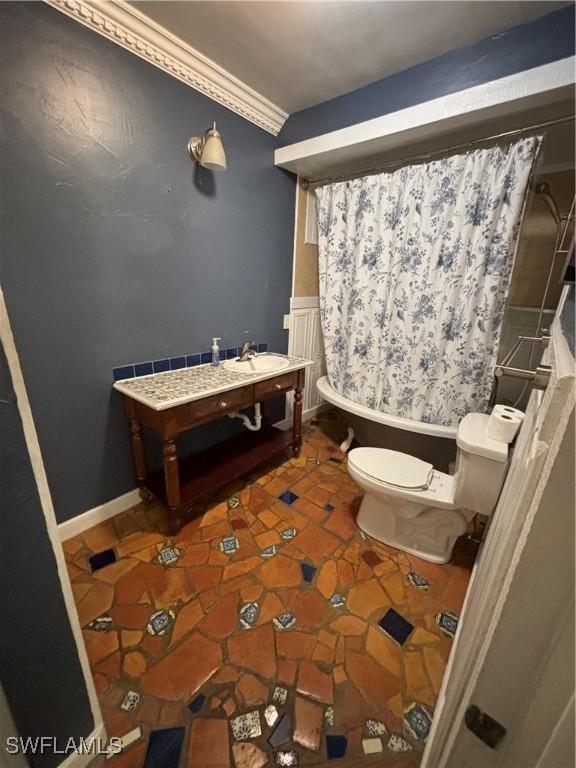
left=187, top=122, right=227, bottom=170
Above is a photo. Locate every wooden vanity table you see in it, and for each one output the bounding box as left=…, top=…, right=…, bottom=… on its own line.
left=115, top=357, right=310, bottom=532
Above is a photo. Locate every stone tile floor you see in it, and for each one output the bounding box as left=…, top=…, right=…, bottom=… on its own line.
left=65, top=414, right=477, bottom=767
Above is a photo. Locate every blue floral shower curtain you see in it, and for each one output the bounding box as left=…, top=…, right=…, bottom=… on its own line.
left=315, top=137, right=541, bottom=427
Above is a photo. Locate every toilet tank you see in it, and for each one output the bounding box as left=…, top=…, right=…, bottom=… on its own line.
left=454, top=413, right=509, bottom=516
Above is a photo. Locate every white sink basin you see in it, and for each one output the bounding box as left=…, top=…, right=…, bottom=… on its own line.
left=223, top=354, right=290, bottom=374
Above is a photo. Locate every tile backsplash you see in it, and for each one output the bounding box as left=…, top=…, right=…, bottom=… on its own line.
left=113, top=343, right=268, bottom=382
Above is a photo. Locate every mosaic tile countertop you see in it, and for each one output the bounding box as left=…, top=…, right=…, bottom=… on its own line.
left=65, top=412, right=477, bottom=766
left=113, top=354, right=312, bottom=411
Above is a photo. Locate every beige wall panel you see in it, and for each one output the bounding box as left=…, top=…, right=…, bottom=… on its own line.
left=293, top=183, right=320, bottom=298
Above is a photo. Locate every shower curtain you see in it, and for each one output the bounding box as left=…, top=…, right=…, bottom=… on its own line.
left=315, top=137, right=541, bottom=427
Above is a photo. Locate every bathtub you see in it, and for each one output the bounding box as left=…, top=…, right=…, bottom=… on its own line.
left=316, top=375, right=457, bottom=471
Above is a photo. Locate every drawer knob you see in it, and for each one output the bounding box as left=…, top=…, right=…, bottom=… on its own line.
left=273, top=383, right=282, bottom=390
left=217, top=400, right=227, bottom=409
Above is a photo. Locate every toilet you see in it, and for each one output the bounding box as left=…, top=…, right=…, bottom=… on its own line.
left=347, top=413, right=511, bottom=564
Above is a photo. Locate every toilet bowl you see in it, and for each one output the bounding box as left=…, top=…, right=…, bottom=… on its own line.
left=348, top=413, right=511, bottom=563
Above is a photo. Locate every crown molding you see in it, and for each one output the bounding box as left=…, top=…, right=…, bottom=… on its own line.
left=44, top=0, right=288, bottom=135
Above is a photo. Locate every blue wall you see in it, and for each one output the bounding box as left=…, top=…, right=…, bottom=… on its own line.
left=0, top=2, right=295, bottom=523
left=278, top=5, right=575, bottom=146
left=0, top=344, right=94, bottom=767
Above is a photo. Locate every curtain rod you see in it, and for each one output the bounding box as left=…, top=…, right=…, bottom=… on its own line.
left=300, top=114, right=575, bottom=190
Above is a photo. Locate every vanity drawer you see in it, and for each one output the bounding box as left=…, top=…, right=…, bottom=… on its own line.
left=255, top=372, right=296, bottom=400
left=186, top=386, right=254, bottom=424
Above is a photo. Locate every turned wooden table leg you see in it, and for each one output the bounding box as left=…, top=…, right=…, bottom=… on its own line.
left=292, top=378, right=303, bottom=457
left=129, top=419, right=147, bottom=485
left=124, top=395, right=150, bottom=502
left=163, top=438, right=182, bottom=534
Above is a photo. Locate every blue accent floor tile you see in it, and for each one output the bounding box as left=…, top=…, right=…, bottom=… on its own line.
left=134, top=362, right=153, bottom=377
left=201, top=352, right=212, bottom=364
left=328, top=456, right=342, bottom=464
left=188, top=694, right=205, bottom=714
left=278, top=490, right=299, bottom=506
left=301, top=563, right=316, bottom=583
left=186, top=354, right=201, bottom=367
left=143, top=727, right=185, bottom=768
left=170, top=356, right=186, bottom=370
left=113, top=365, right=134, bottom=381
left=268, top=712, right=292, bottom=748
left=153, top=359, right=170, bottom=373
left=324, top=503, right=335, bottom=512
left=379, top=608, right=414, bottom=646
left=257, top=343, right=268, bottom=353
left=326, top=734, right=348, bottom=758
left=89, top=549, right=117, bottom=572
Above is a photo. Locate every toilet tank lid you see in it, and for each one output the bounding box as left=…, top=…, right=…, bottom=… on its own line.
left=348, top=448, right=434, bottom=489
left=457, top=413, right=509, bottom=462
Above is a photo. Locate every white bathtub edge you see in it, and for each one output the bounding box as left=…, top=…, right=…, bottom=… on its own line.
left=316, top=376, right=458, bottom=439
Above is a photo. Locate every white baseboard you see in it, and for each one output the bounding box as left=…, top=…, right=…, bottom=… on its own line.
left=57, top=721, right=106, bottom=768
left=58, top=489, right=140, bottom=541
left=275, top=403, right=328, bottom=431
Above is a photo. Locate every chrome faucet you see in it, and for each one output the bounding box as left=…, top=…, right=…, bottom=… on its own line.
left=238, top=341, right=256, bottom=362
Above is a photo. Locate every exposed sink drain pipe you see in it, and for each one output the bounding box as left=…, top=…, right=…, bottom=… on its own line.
left=228, top=402, right=262, bottom=432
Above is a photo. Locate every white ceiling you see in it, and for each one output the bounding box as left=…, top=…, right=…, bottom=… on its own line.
left=131, top=1, right=569, bottom=114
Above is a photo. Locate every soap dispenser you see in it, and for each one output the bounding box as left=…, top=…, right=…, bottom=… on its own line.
left=211, top=337, right=222, bottom=367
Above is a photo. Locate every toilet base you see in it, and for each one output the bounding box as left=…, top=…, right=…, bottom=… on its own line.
left=356, top=493, right=470, bottom=564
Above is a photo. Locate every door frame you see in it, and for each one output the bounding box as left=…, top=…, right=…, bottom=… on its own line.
left=422, top=287, right=575, bottom=767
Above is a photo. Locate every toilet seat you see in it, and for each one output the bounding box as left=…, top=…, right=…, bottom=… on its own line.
left=348, top=448, right=434, bottom=490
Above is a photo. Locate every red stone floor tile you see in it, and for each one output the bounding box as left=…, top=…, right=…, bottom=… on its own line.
left=277, top=659, right=298, bottom=685
left=346, top=578, right=390, bottom=619
left=197, top=593, right=239, bottom=640
left=294, top=695, right=324, bottom=751
left=109, top=604, right=151, bottom=630
left=142, top=631, right=221, bottom=701
left=227, top=623, right=277, bottom=678
left=236, top=672, right=268, bottom=706
left=188, top=565, right=223, bottom=592
left=276, top=630, right=317, bottom=659
left=316, top=560, right=337, bottom=599
left=65, top=414, right=476, bottom=765
left=346, top=651, right=402, bottom=709
left=188, top=718, right=230, bottom=767
left=77, top=582, right=115, bottom=627
left=297, top=660, right=334, bottom=704
left=258, top=554, right=301, bottom=588
left=180, top=542, right=210, bottom=567
left=170, top=599, right=204, bottom=646
left=324, top=502, right=358, bottom=541
left=282, top=589, right=331, bottom=631
left=257, top=592, right=285, bottom=625
left=83, top=630, right=119, bottom=667
left=291, top=523, right=341, bottom=561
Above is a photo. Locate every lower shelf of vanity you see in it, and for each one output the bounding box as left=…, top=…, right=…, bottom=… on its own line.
left=142, top=425, right=295, bottom=509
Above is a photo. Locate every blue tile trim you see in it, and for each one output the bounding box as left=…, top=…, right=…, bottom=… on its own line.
left=113, top=341, right=268, bottom=380
left=113, top=365, right=134, bottom=381
left=134, top=362, right=153, bottom=377
left=153, top=359, right=170, bottom=373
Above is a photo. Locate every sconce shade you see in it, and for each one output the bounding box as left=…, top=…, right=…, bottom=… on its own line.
left=188, top=122, right=227, bottom=170
left=201, top=131, right=227, bottom=170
